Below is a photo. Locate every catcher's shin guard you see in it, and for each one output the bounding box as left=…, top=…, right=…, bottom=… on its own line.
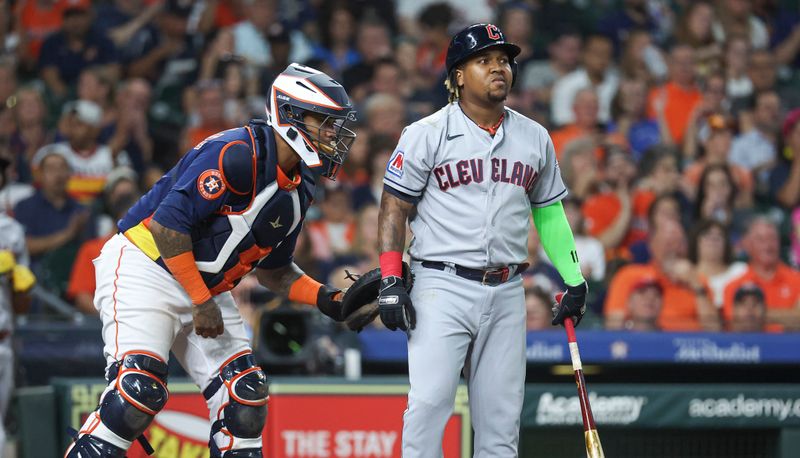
left=204, top=351, right=268, bottom=457
left=65, top=352, right=169, bottom=457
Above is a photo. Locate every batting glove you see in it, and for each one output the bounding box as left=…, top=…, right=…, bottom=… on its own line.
left=552, top=281, right=588, bottom=327
left=317, top=285, right=344, bottom=322
left=378, top=276, right=415, bottom=332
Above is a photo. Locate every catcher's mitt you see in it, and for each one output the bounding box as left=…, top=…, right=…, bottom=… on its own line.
left=341, top=262, right=413, bottom=332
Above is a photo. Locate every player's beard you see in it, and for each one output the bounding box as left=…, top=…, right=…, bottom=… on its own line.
left=487, top=87, right=509, bottom=104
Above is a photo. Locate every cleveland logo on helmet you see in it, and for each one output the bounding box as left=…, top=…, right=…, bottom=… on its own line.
left=267, top=63, right=358, bottom=179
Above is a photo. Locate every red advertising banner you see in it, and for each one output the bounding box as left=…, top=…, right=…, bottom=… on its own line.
left=64, top=380, right=470, bottom=458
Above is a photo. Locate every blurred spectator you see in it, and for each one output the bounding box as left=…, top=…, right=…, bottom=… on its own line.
left=128, top=0, right=204, bottom=121
left=521, top=28, right=582, bottom=122
left=647, top=44, right=701, bottom=145
left=722, top=217, right=800, bottom=330
left=108, top=78, right=154, bottom=173
left=352, top=134, right=394, bottom=209
left=605, top=219, right=721, bottom=331
left=38, top=0, right=120, bottom=100
left=523, top=223, right=566, bottom=296
left=693, top=164, right=755, bottom=242
left=582, top=147, right=649, bottom=258
left=180, top=80, right=235, bottom=154
left=735, top=49, right=800, bottom=117
left=754, top=0, right=800, bottom=68
left=551, top=89, right=599, bottom=158
left=618, top=29, right=668, bottom=85
left=712, top=0, right=769, bottom=50
left=683, top=114, right=754, bottom=208
left=308, top=186, right=356, bottom=265
left=259, top=22, right=294, bottom=87
left=312, top=2, right=360, bottom=77
left=0, top=59, right=17, bottom=106
left=597, top=0, right=660, bottom=55
left=94, top=0, right=162, bottom=67
left=551, top=88, right=627, bottom=160
left=337, top=129, right=370, bottom=188
left=364, top=93, right=406, bottom=139
left=682, top=73, right=730, bottom=160
left=551, top=35, right=618, bottom=126
left=341, top=17, right=393, bottom=100
left=723, top=35, right=753, bottom=99
left=688, top=219, right=747, bottom=308
left=14, top=149, right=91, bottom=296
left=791, top=207, right=800, bottom=268
left=609, top=77, right=671, bottom=161
left=13, top=0, right=64, bottom=72
left=730, top=90, right=780, bottom=181
left=37, top=100, right=130, bottom=203
left=637, top=145, right=684, bottom=199
left=674, top=1, right=721, bottom=78
left=768, top=108, right=800, bottom=209
left=331, top=203, right=381, bottom=276
left=9, top=86, right=52, bottom=184
left=229, top=0, right=311, bottom=73
left=76, top=66, right=116, bottom=133
left=628, top=192, right=684, bottom=264
left=561, top=197, right=605, bottom=282
left=728, top=282, right=770, bottom=332
left=559, top=138, right=600, bottom=201
left=623, top=276, right=663, bottom=331
left=414, top=2, right=453, bottom=89
left=67, top=172, right=139, bottom=314
left=496, top=2, right=536, bottom=65
left=525, top=285, right=554, bottom=331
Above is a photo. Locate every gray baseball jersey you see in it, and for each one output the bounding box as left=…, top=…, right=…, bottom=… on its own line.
left=0, top=211, right=28, bottom=333
left=383, top=103, right=566, bottom=268
left=0, top=210, right=27, bottom=451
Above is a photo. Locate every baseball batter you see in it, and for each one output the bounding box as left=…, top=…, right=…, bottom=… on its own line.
left=0, top=155, right=35, bottom=453
left=65, top=64, right=357, bottom=457
left=377, top=24, right=588, bottom=457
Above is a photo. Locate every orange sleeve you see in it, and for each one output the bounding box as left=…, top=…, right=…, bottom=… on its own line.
left=163, top=251, right=212, bottom=305
left=288, top=274, right=323, bottom=306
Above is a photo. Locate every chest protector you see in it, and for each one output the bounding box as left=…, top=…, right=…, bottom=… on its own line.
left=192, top=120, right=315, bottom=295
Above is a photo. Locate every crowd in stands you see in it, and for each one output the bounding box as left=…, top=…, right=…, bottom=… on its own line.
left=1, top=0, right=799, bottom=340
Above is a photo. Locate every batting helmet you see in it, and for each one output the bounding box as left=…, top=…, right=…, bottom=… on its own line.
left=445, top=23, right=521, bottom=85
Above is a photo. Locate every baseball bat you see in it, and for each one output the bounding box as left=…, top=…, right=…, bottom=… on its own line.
left=563, top=316, right=604, bottom=458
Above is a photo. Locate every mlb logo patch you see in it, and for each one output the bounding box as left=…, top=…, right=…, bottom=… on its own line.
left=387, top=150, right=405, bottom=178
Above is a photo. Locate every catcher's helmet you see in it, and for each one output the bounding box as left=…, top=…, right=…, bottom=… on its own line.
left=445, top=23, right=521, bottom=85
left=267, top=63, right=357, bottom=179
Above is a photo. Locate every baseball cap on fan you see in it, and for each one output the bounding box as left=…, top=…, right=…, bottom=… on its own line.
left=733, top=282, right=765, bottom=303
left=62, top=0, right=92, bottom=14
left=630, top=276, right=662, bottom=293
left=698, top=113, right=734, bottom=143
left=64, top=100, right=103, bottom=127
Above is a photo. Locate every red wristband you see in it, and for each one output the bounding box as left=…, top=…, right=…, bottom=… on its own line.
left=380, top=251, right=403, bottom=278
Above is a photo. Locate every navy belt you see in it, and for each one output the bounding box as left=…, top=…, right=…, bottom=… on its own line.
left=421, top=261, right=527, bottom=285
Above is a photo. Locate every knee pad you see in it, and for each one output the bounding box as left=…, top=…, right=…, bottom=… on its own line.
left=99, top=352, right=169, bottom=441
left=205, top=352, right=268, bottom=457
left=66, top=352, right=168, bottom=455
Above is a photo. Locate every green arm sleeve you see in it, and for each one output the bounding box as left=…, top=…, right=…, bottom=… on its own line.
left=531, top=201, right=585, bottom=287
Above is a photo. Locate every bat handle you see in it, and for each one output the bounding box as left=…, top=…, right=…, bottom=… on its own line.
left=564, top=316, right=577, bottom=344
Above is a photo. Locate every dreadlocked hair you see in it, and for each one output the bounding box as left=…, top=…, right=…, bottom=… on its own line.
left=444, top=70, right=460, bottom=103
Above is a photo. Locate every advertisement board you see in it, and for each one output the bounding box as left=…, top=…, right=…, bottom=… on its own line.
left=61, top=379, right=471, bottom=458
